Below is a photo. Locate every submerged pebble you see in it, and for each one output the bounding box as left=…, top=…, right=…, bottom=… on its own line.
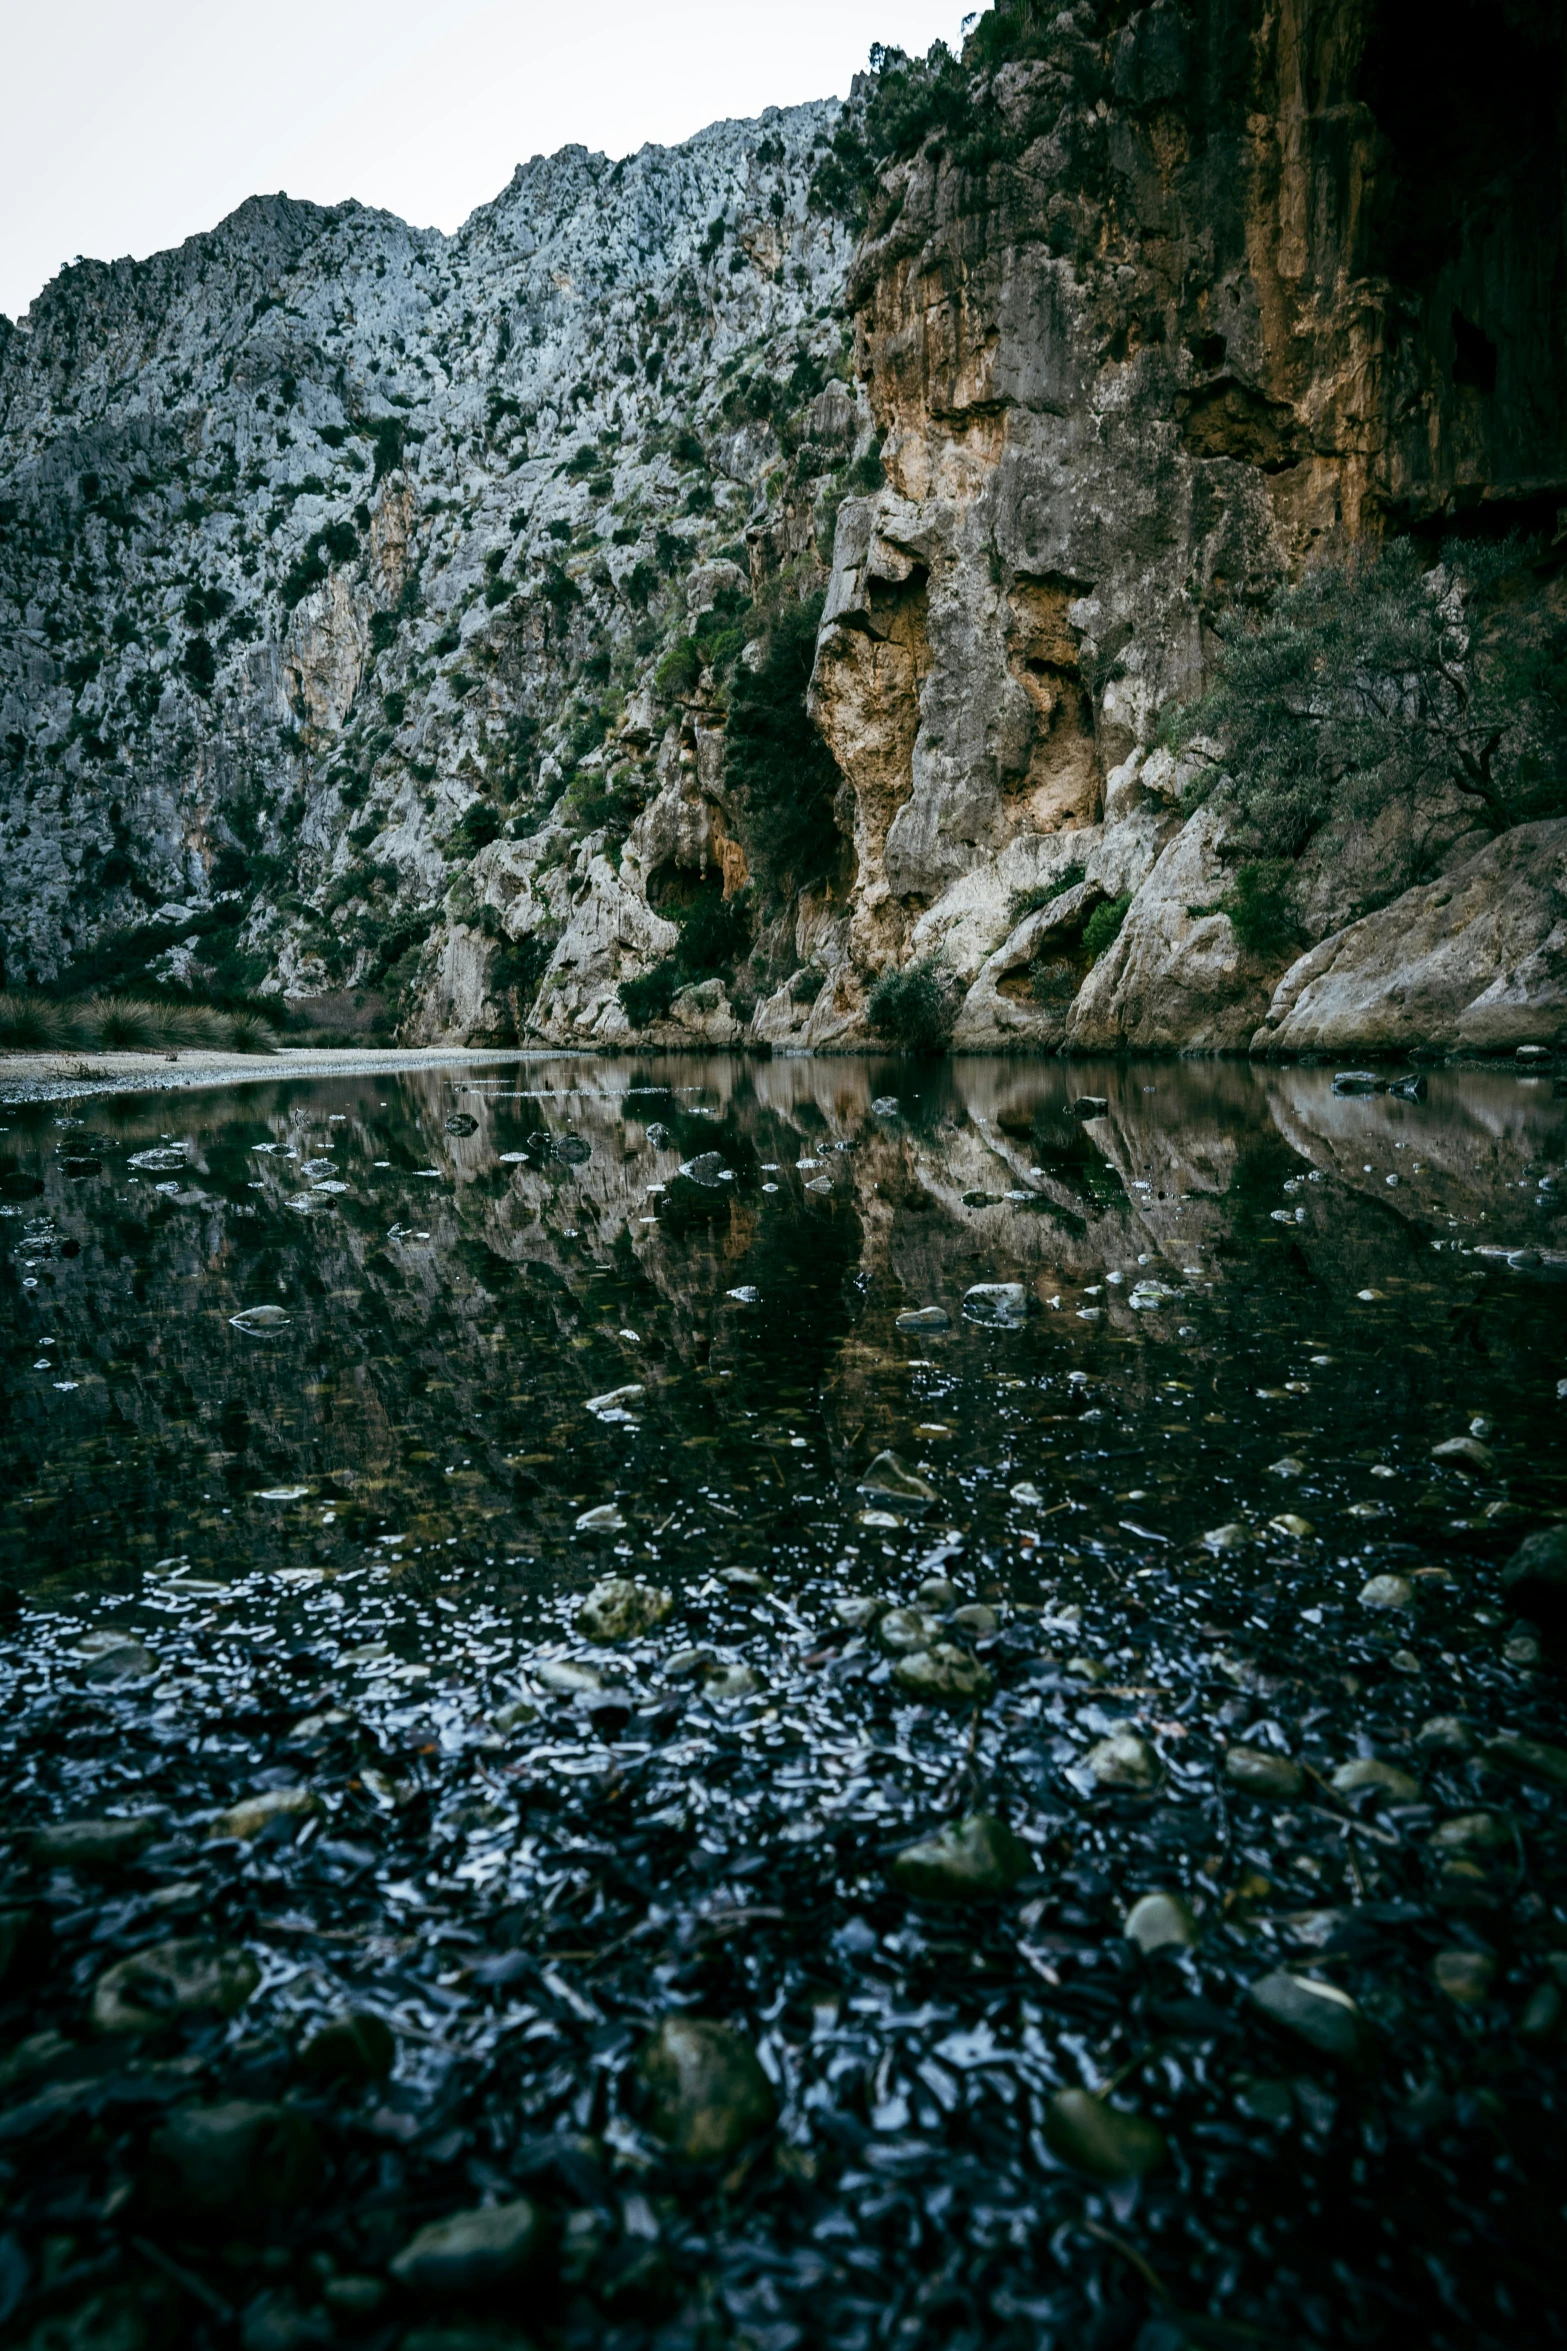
left=891, top=1813, right=1029, bottom=1902
left=1044, top=2088, right=1164, bottom=2182
left=639, top=2018, right=777, bottom=2161
left=1124, top=1889, right=1199, bottom=1952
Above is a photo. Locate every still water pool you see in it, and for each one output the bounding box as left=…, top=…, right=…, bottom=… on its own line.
left=0, top=1053, right=1564, bottom=2349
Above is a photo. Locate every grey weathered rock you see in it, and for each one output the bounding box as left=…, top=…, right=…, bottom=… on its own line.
left=1043, top=2088, right=1165, bottom=2182
left=1256, top=823, right=1567, bottom=1057
left=1084, top=1729, right=1160, bottom=1791
left=895, top=1306, right=950, bottom=1333
left=92, top=1937, right=260, bottom=2034
left=893, top=1645, right=994, bottom=1706
left=1249, top=1971, right=1364, bottom=2061
left=390, top=2200, right=542, bottom=2293
left=639, top=2017, right=777, bottom=2162
left=577, top=1577, right=673, bottom=1642
left=1124, top=1891, right=1199, bottom=1953
left=890, top=1814, right=1029, bottom=1902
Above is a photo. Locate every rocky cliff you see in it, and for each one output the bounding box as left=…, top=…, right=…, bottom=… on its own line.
left=3, top=0, right=1564, bottom=1054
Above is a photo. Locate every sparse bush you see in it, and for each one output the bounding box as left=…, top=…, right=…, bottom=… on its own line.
left=726, top=592, right=842, bottom=904
left=790, top=966, right=826, bottom=1004
left=0, top=992, right=279, bottom=1054
left=1082, top=893, right=1133, bottom=961
left=1009, top=865, right=1085, bottom=923
left=866, top=960, right=952, bottom=1054
left=1221, top=860, right=1299, bottom=959
left=1171, top=535, right=1567, bottom=868
left=618, top=959, right=682, bottom=1026
left=655, top=636, right=703, bottom=702
left=1028, top=957, right=1079, bottom=1005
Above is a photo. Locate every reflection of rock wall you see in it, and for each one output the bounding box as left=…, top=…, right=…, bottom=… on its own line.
left=5, top=1049, right=1562, bottom=1594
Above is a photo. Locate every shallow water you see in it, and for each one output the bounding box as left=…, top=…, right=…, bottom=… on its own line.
left=1, top=1053, right=1564, bottom=2349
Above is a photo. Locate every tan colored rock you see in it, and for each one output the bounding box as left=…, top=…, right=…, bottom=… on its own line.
left=1255, top=820, right=1567, bottom=1056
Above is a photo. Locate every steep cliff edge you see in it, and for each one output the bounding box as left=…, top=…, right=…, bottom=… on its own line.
left=809, top=0, right=1567, bottom=1052
left=3, top=2, right=1564, bottom=1052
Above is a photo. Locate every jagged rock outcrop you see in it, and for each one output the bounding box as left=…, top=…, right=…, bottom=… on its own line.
left=808, top=0, right=1567, bottom=1051
left=0, top=108, right=864, bottom=1034
left=1255, top=819, right=1567, bottom=1055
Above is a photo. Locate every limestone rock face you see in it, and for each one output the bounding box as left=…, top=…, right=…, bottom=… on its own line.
left=1255, top=822, right=1567, bottom=1056
left=3, top=5, right=1563, bottom=1051
left=803, top=3, right=1567, bottom=1045
left=1067, top=807, right=1276, bottom=1052
left=0, top=107, right=857, bottom=1031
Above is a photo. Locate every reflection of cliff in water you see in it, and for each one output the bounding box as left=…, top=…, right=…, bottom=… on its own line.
left=2, top=1055, right=1563, bottom=1598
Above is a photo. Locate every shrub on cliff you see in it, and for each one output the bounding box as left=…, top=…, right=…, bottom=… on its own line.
left=1083, top=893, right=1132, bottom=961
left=726, top=592, right=842, bottom=905
left=866, top=960, right=953, bottom=1054
left=1175, top=535, right=1567, bottom=863
left=617, top=884, right=753, bottom=1029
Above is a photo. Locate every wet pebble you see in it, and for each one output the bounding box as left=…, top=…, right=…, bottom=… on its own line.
left=1044, top=2088, right=1164, bottom=2182
left=1483, top=1730, right=1567, bottom=1786
left=1084, top=1729, right=1160, bottom=1791
left=1427, top=1810, right=1510, bottom=1853
left=148, top=2100, right=321, bottom=2211
left=639, top=2017, right=777, bottom=2162
left=92, top=1937, right=260, bottom=2033
left=950, top=1602, right=997, bottom=1635
left=1432, top=1435, right=1494, bottom=1471
left=577, top=1577, right=673, bottom=1642
left=856, top=1451, right=937, bottom=1516
left=891, top=1813, right=1028, bottom=1902
left=877, top=1606, right=940, bottom=1656
left=28, top=1815, right=160, bottom=1871
left=962, top=1282, right=1027, bottom=1329
left=1330, top=1758, right=1421, bottom=1801
left=214, top=1786, right=318, bottom=1841
left=1433, top=1950, right=1495, bottom=2005
left=1249, top=1971, right=1364, bottom=2061
left=1223, top=1747, right=1304, bottom=1799
left=297, top=2012, right=396, bottom=2085
left=895, top=1306, right=949, bottom=1333
left=1124, top=1890, right=1199, bottom=1952
left=1359, top=1573, right=1414, bottom=1609
left=574, top=1503, right=626, bottom=1534
left=390, top=2200, right=543, bottom=2293
left=893, top=1645, right=994, bottom=1706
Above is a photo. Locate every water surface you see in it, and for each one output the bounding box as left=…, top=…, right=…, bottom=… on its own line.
left=1, top=1053, right=1564, bottom=2351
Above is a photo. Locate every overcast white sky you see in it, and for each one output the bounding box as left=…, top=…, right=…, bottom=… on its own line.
left=1, top=0, right=980, bottom=321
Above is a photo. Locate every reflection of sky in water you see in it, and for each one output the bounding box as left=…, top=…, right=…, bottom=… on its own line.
left=0, top=1053, right=1563, bottom=1603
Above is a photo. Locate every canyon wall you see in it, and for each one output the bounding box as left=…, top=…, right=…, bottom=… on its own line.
left=2, top=2, right=1564, bottom=1052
